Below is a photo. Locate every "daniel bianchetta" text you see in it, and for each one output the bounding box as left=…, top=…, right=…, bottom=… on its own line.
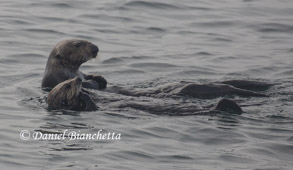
left=27, top=129, right=121, bottom=141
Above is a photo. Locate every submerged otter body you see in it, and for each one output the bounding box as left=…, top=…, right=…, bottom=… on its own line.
left=48, top=77, right=243, bottom=115
left=42, top=39, right=107, bottom=90
left=46, top=77, right=270, bottom=114
left=105, top=80, right=271, bottom=99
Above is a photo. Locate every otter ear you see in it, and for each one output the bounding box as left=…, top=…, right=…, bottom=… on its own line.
left=55, top=53, right=61, bottom=59
left=73, top=42, right=82, bottom=48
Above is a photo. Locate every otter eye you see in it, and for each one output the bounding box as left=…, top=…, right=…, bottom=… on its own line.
left=65, top=84, right=71, bottom=89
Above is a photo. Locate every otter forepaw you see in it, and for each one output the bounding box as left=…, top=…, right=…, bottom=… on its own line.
left=91, top=75, right=107, bottom=89
left=83, top=75, right=107, bottom=90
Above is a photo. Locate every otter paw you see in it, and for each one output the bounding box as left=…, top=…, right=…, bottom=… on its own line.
left=91, top=75, right=107, bottom=89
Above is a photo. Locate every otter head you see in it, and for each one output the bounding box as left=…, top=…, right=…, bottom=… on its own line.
left=47, top=77, right=83, bottom=110
left=51, top=39, right=99, bottom=67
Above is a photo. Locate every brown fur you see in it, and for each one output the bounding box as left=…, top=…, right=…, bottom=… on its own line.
left=41, top=39, right=106, bottom=90
left=47, top=77, right=83, bottom=110
left=47, top=77, right=98, bottom=111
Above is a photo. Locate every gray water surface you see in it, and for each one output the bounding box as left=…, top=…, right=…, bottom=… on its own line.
left=1, top=0, right=293, bottom=169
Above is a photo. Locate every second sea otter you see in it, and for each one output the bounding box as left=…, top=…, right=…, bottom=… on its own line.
left=41, top=39, right=107, bottom=90
left=47, top=77, right=98, bottom=111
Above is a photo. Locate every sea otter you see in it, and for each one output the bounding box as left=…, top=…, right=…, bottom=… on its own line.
left=47, top=77, right=98, bottom=111
left=47, top=77, right=243, bottom=115
left=43, top=39, right=273, bottom=114
left=41, top=39, right=107, bottom=90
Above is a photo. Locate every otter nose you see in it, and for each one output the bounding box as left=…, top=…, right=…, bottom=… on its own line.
left=74, top=77, right=82, bottom=83
left=91, top=45, right=99, bottom=56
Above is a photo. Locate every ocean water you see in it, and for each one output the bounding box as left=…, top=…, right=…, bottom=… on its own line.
left=1, top=0, right=293, bottom=169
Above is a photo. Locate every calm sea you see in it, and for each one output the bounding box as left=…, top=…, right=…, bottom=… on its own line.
left=0, top=0, right=293, bottom=169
